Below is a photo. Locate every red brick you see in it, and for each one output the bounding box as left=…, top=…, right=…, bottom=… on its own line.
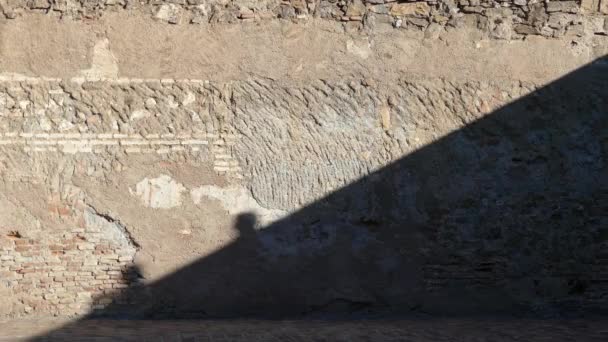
left=16, top=268, right=37, bottom=274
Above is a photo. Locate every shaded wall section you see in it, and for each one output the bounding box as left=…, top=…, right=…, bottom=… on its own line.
left=25, top=56, right=608, bottom=338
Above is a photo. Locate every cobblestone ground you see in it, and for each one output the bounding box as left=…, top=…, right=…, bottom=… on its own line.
left=0, top=319, right=606, bottom=342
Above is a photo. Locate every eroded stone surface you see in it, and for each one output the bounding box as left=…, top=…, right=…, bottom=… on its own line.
left=0, top=0, right=606, bottom=42
left=0, top=71, right=605, bottom=318
left=0, top=3, right=606, bottom=321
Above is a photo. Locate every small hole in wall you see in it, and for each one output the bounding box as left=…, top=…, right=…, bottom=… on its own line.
left=6, top=231, right=22, bottom=238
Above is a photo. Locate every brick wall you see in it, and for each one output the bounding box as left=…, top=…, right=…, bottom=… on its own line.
left=0, top=208, right=137, bottom=316
left=0, top=0, right=606, bottom=319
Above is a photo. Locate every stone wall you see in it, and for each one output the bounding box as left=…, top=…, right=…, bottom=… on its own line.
left=2, top=0, right=608, bottom=40
left=0, top=1, right=606, bottom=319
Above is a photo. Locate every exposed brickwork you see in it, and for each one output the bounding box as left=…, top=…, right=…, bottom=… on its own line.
left=0, top=0, right=606, bottom=320
left=1, top=69, right=607, bottom=318
left=0, top=212, right=137, bottom=316
left=0, top=79, right=243, bottom=178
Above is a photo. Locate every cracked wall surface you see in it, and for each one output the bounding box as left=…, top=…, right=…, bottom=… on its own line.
left=0, top=2, right=607, bottom=318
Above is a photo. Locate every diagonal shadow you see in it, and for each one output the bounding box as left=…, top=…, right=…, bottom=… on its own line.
left=31, top=56, right=607, bottom=339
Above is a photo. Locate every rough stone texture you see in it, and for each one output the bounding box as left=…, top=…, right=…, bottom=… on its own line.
left=1, top=69, right=607, bottom=318
left=0, top=0, right=607, bottom=40
left=0, top=4, right=607, bottom=321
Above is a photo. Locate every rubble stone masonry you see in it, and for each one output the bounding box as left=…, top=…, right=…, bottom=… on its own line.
left=0, top=0, right=606, bottom=319
left=0, top=0, right=607, bottom=39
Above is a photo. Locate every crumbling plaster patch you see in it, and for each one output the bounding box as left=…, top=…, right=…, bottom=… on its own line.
left=132, top=174, right=187, bottom=209
left=191, top=185, right=287, bottom=228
